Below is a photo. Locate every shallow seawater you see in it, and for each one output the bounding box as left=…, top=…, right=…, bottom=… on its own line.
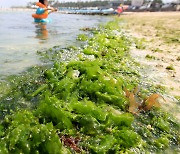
left=0, top=10, right=111, bottom=77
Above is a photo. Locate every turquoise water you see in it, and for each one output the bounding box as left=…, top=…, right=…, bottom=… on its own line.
left=0, top=11, right=110, bottom=77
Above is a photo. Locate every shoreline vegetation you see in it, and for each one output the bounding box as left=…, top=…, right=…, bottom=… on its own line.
left=0, top=13, right=180, bottom=153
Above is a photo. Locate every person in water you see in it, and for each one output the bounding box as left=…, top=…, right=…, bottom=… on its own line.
left=38, top=0, right=57, bottom=14
left=32, top=0, right=57, bottom=22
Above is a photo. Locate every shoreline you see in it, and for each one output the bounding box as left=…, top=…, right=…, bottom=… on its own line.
left=0, top=8, right=34, bottom=12
left=1, top=8, right=179, bottom=13
left=0, top=14, right=179, bottom=153
left=121, top=12, right=180, bottom=120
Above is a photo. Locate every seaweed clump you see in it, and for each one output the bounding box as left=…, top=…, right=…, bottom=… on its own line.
left=0, top=21, right=179, bottom=153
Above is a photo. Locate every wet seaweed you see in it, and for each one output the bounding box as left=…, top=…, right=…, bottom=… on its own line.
left=0, top=20, right=179, bottom=153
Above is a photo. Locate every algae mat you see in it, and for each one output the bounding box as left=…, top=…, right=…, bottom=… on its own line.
left=0, top=20, right=179, bottom=153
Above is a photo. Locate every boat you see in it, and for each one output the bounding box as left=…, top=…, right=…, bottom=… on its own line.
left=101, top=8, right=115, bottom=15
left=59, top=7, right=116, bottom=15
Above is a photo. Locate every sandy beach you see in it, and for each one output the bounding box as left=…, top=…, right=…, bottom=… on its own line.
left=122, top=12, right=180, bottom=95
left=121, top=12, right=180, bottom=119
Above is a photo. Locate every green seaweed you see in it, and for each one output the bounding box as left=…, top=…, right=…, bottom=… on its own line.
left=77, top=34, right=88, bottom=41
left=145, top=54, right=156, bottom=60
left=166, top=65, right=175, bottom=71
left=0, top=20, right=179, bottom=153
left=0, top=111, right=62, bottom=154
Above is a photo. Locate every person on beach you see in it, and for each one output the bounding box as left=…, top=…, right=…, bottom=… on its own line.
left=32, top=0, right=57, bottom=22
left=116, top=4, right=124, bottom=17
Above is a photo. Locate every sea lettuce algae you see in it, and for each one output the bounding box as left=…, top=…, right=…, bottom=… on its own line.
left=0, top=20, right=179, bottom=153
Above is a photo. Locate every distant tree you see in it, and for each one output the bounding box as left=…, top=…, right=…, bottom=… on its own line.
left=53, top=1, right=110, bottom=8
left=153, top=0, right=162, bottom=3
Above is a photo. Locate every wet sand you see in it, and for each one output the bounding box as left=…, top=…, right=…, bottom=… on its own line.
left=121, top=12, right=180, bottom=119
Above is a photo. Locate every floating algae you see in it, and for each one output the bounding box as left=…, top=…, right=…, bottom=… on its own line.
left=0, top=20, right=179, bottom=153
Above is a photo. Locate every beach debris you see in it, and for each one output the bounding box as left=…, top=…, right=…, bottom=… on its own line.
left=125, top=87, right=164, bottom=114
left=61, top=135, right=81, bottom=153
left=143, top=93, right=162, bottom=111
